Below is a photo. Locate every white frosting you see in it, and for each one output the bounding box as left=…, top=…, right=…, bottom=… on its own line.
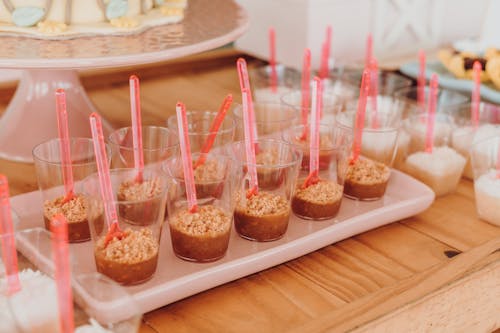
left=1, top=269, right=59, bottom=333
left=474, top=170, right=500, bottom=226
left=75, top=318, right=113, bottom=333
left=406, top=120, right=453, bottom=152
left=405, top=146, right=466, bottom=196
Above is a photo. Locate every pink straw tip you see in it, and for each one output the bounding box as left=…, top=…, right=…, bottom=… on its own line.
left=352, top=70, right=371, bottom=162
left=129, top=74, right=144, bottom=182
left=425, top=74, right=439, bottom=153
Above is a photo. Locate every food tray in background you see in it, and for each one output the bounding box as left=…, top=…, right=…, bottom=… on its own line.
left=400, top=61, right=500, bottom=104
left=11, top=169, right=434, bottom=323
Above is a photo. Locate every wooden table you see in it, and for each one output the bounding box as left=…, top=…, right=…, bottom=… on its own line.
left=1, top=49, right=499, bottom=333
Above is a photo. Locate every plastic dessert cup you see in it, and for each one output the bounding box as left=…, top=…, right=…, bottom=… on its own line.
left=402, top=114, right=466, bottom=197
left=283, top=125, right=352, bottom=220
left=470, top=136, right=500, bottom=226
left=231, top=139, right=302, bottom=241
left=393, top=86, right=469, bottom=119
left=232, top=101, right=300, bottom=141
left=108, top=126, right=178, bottom=169
left=280, top=89, right=343, bottom=127
left=249, top=64, right=301, bottom=103
left=343, top=71, right=413, bottom=97
left=83, top=168, right=168, bottom=285
left=167, top=110, right=235, bottom=154
left=33, top=138, right=104, bottom=243
left=446, top=102, right=500, bottom=179
left=164, top=154, right=242, bottom=262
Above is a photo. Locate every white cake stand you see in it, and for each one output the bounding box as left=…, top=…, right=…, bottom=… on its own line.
left=0, top=0, right=248, bottom=162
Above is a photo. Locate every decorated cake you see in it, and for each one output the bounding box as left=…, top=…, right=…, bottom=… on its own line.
left=0, top=0, right=187, bottom=38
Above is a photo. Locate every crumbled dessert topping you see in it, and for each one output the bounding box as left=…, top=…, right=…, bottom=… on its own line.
left=294, top=180, right=343, bottom=204
left=255, top=149, right=279, bottom=165
left=44, top=194, right=87, bottom=223
left=170, top=205, right=231, bottom=236
left=193, top=159, right=224, bottom=183
left=346, top=158, right=390, bottom=184
left=95, top=228, right=158, bottom=264
left=109, top=17, right=139, bottom=28
left=237, top=191, right=289, bottom=216
left=37, top=21, right=67, bottom=33
left=118, top=178, right=164, bottom=201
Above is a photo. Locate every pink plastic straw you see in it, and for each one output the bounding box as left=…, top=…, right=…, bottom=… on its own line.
left=300, top=48, right=311, bottom=139
left=50, top=214, right=74, bottom=333
left=55, top=89, right=75, bottom=202
left=269, top=27, right=278, bottom=93
left=194, top=94, right=233, bottom=169
left=0, top=175, right=20, bottom=296
left=352, top=70, right=370, bottom=162
left=241, top=89, right=259, bottom=197
left=89, top=113, right=120, bottom=230
left=425, top=74, right=439, bottom=153
left=319, top=25, right=332, bottom=78
left=237, top=58, right=259, bottom=146
left=129, top=75, right=144, bottom=183
left=369, top=58, right=379, bottom=128
left=307, top=77, right=322, bottom=184
left=365, top=33, right=373, bottom=69
left=497, top=142, right=500, bottom=179
left=176, top=102, right=198, bottom=213
left=417, top=50, right=426, bottom=113
left=471, top=61, right=481, bottom=129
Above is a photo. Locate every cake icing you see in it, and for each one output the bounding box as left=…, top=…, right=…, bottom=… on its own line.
left=0, top=0, right=187, bottom=38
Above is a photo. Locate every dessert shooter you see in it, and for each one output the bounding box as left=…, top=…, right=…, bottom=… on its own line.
left=232, top=139, right=302, bottom=241
left=33, top=137, right=103, bottom=242
left=470, top=136, right=500, bottom=226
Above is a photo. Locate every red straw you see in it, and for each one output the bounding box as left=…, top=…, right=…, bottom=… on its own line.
left=269, top=27, right=278, bottom=93
left=237, top=58, right=259, bottom=147
left=319, top=25, right=332, bottom=79
left=352, top=70, right=371, bottom=162
left=129, top=75, right=144, bottom=183
left=50, top=214, right=74, bottom=333
left=241, top=89, right=259, bottom=197
left=417, top=50, right=426, bottom=113
left=300, top=48, right=311, bottom=140
left=471, top=61, right=481, bottom=129
left=365, top=33, right=373, bottom=69
left=0, top=175, right=20, bottom=296
left=425, top=74, right=439, bottom=153
left=176, top=102, right=198, bottom=213
left=89, top=113, right=123, bottom=244
left=369, top=58, right=379, bottom=128
left=193, top=94, right=233, bottom=169
left=303, top=78, right=322, bottom=188
left=55, top=89, right=75, bottom=203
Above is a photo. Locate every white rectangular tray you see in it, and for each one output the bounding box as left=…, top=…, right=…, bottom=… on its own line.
left=11, top=170, right=434, bottom=323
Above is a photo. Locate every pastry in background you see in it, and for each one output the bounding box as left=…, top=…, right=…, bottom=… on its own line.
left=438, top=49, right=490, bottom=82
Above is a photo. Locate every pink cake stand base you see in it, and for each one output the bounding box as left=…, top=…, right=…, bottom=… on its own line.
left=0, top=69, right=113, bottom=162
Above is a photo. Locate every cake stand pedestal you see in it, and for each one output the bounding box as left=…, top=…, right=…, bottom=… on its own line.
left=0, top=0, right=248, bottom=162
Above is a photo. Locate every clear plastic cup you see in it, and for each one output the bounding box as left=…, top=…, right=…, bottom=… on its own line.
left=108, top=126, right=178, bottom=169
left=231, top=139, right=302, bottom=241
left=445, top=102, right=500, bottom=179
left=320, top=73, right=359, bottom=111
left=32, top=138, right=103, bottom=243
left=249, top=64, right=301, bottom=103
left=393, top=86, right=470, bottom=119
left=402, top=113, right=465, bottom=197
left=282, top=125, right=352, bottom=220
left=166, top=110, right=235, bottom=154
left=343, top=71, right=413, bottom=97
left=280, top=89, right=343, bottom=127
left=232, top=101, right=299, bottom=141
left=164, top=154, right=242, bottom=262
left=470, top=136, right=500, bottom=227
left=335, top=109, right=401, bottom=200
left=83, top=168, right=168, bottom=285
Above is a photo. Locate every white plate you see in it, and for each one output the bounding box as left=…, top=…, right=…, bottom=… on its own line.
left=11, top=170, right=434, bottom=323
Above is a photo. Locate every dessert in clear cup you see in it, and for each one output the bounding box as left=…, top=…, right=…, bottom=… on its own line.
left=169, top=205, right=232, bottom=262
left=344, top=157, right=390, bottom=200
left=254, top=147, right=286, bottom=190
left=94, top=228, right=159, bottom=285
left=291, top=179, right=343, bottom=220
left=473, top=170, right=500, bottom=226
left=404, top=146, right=466, bottom=196
left=249, top=64, right=301, bottom=103
left=234, top=191, right=291, bottom=241
left=43, top=194, right=103, bottom=242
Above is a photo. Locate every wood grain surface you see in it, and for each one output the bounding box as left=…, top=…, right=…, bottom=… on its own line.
left=0, top=49, right=498, bottom=333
